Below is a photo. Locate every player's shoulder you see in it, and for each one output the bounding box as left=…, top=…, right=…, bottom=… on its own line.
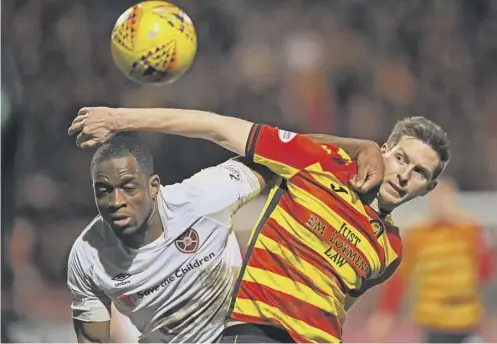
left=374, top=214, right=402, bottom=262
left=384, top=216, right=400, bottom=238
left=161, top=159, right=259, bottom=215
left=69, top=215, right=113, bottom=265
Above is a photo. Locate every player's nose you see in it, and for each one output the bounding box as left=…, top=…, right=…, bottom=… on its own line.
left=109, top=189, right=126, bottom=209
left=397, top=168, right=410, bottom=186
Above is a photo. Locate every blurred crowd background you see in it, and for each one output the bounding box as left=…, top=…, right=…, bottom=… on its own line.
left=2, top=0, right=497, bottom=342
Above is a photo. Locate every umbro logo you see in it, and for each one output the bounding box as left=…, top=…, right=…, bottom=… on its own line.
left=112, top=273, right=131, bottom=287
left=112, top=273, right=131, bottom=281
left=330, top=183, right=348, bottom=194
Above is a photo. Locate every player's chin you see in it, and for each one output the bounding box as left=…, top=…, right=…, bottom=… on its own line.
left=109, top=221, right=138, bottom=236
left=378, top=188, right=403, bottom=209
left=118, top=226, right=141, bottom=237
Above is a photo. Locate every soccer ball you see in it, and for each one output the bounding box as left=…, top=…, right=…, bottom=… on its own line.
left=110, top=1, right=197, bottom=85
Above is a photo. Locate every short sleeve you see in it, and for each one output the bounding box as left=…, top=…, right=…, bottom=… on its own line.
left=245, top=124, right=346, bottom=179
left=181, top=158, right=262, bottom=223
left=67, top=245, right=111, bottom=322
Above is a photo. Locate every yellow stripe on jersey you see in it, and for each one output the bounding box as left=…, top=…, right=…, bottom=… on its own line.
left=243, top=266, right=339, bottom=315
left=253, top=235, right=346, bottom=303
left=233, top=299, right=341, bottom=344
left=376, top=230, right=401, bottom=266
left=253, top=155, right=300, bottom=179
left=417, top=256, right=474, bottom=270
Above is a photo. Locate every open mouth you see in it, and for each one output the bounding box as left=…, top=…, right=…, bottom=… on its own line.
left=388, top=182, right=406, bottom=197
left=111, top=216, right=131, bottom=227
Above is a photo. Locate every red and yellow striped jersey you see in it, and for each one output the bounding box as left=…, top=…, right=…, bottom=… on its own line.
left=228, top=124, right=402, bottom=343
left=378, top=218, right=495, bottom=330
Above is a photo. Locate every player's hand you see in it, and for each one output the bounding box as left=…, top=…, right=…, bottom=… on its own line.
left=68, top=107, right=119, bottom=148
left=350, top=141, right=384, bottom=194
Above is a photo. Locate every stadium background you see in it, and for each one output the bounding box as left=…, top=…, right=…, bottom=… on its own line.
left=2, top=0, right=496, bottom=342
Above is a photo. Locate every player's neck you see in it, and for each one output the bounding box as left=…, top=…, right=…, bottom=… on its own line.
left=369, top=198, right=391, bottom=218
left=369, top=198, right=380, bottom=213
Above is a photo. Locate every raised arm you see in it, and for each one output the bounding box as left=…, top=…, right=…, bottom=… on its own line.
left=68, top=107, right=383, bottom=191
left=69, top=107, right=253, bottom=156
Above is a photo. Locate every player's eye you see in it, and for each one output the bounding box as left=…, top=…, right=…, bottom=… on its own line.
left=123, top=185, right=137, bottom=193
left=395, top=154, right=405, bottom=164
left=96, top=188, right=111, bottom=197
left=413, top=168, right=427, bottom=180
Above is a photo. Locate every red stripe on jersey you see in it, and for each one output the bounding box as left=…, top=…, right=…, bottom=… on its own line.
left=236, top=280, right=342, bottom=339
left=247, top=247, right=332, bottom=297
left=250, top=125, right=332, bottom=171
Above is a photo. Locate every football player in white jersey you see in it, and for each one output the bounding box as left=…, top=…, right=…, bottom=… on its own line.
left=67, top=134, right=273, bottom=343
left=67, top=109, right=384, bottom=343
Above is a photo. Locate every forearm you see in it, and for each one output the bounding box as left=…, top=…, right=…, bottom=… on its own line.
left=306, top=134, right=377, bottom=159
left=114, top=108, right=253, bottom=156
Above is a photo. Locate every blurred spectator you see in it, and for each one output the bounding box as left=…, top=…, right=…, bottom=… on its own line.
left=367, top=178, right=495, bottom=343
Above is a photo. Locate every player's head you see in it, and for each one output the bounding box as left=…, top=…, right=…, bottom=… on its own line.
left=90, top=134, right=160, bottom=237
left=378, top=116, right=450, bottom=211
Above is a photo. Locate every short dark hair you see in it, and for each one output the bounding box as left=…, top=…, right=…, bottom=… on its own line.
left=90, top=134, right=154, bottom=177
left=386, top=116, right=450, bottom=179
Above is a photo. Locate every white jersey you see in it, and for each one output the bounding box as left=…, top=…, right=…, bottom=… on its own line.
left=67, top=160, right=261, bottom=343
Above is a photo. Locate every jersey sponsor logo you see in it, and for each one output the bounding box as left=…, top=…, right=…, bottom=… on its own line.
left=306, top=212, right=369, bottom=278
left=278, top=129, right=297, bottom=143
left=175, top=228, right=200, bottom=254
left=112, top=273, right=132, bottom=287
left=135, top=252, right=216, bottom=299
left=370, top=220, right=385, bottom=238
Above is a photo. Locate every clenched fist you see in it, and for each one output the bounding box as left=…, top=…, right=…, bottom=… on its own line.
left=68, top=107, right=120, bottom=148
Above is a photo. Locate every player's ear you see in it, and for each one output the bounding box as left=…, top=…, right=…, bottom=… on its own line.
left=422, top=180, right=437, bottom=196
left=149, top=174, right=160, bottom=200
left=380, top=143, right=389, bottom=154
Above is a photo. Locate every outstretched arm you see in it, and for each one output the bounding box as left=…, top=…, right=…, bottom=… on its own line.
left=69, top=107, right=383, bottom=191
left=69, top=107, right=253, bottom=156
